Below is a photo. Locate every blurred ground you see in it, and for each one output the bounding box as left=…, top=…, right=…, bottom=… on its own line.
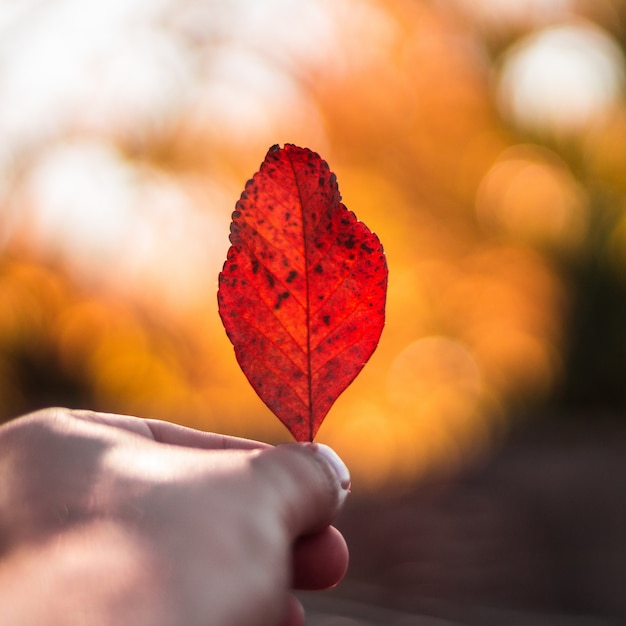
left=300, top=414, right=626, bottom=625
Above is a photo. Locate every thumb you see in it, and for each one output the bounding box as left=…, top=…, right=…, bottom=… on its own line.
left=250, top=443, right=351, bottom=538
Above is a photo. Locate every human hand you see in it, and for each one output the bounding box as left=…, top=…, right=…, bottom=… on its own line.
left=0, top=408, right=350, bottom=626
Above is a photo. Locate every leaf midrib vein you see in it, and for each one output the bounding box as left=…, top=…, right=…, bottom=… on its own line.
left=286, top=152, right=315, bottom=439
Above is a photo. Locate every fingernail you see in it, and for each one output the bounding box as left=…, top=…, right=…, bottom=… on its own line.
left=305, top=443, right=351, bottom=492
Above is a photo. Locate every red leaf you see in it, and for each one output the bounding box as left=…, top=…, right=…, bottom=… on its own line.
left=218, top=144, right=388, bottom=442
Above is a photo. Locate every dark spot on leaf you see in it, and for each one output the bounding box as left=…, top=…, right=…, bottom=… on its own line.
left=323, top=315, right=330, bottom=325
left=285, top=212, right=291, bottom=221
left=361, top=242, right=374, bottom=254
left=230, top=264, right=238, bottom=272
left=252, top=259, right=259, bottom=274
left=345, top=235, right=356, bottom=249
left=314, top=263, right=323, bottom=274
left=267, top=272, right=275, bottom=288
left=286, top=270, right=297, bottom=283
left=274, top=291, right=290, bottom=310
left=232, top=210, right=241, bottom=219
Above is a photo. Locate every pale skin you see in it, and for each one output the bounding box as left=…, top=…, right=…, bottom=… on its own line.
left=0, top=408, right=350, bottom=626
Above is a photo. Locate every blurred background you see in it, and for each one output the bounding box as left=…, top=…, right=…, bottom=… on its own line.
left=1, top=0, right=626, bottom=623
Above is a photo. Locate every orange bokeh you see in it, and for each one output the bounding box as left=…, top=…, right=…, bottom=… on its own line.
left=1, top=0, right=624, bottom=489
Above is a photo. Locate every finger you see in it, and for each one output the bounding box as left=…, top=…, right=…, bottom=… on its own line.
left=67, top=409, right=269, bottom=451
left=292, top=526, right=349, bottom=590
left=251, top=443, right=351, bottom=538
left=280, top=594, right=305, bottom=626
left=144, top=418, right=270, bottom=451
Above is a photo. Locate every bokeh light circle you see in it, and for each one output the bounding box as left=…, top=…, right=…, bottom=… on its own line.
left=497, top=22, right=625, bottom=135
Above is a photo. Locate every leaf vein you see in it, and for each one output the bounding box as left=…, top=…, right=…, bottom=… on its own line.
left=233, top=315, right=310, bottom=408
left=236, top=227, right=307, bottom=310
left=311, top=302, right=377, bottom=375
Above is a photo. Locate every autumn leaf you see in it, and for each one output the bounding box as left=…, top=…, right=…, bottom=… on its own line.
left=218, top=144, right=388, bottom=442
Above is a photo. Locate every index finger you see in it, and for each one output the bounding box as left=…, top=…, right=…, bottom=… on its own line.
left=68, top=409, right=271, bottom=451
